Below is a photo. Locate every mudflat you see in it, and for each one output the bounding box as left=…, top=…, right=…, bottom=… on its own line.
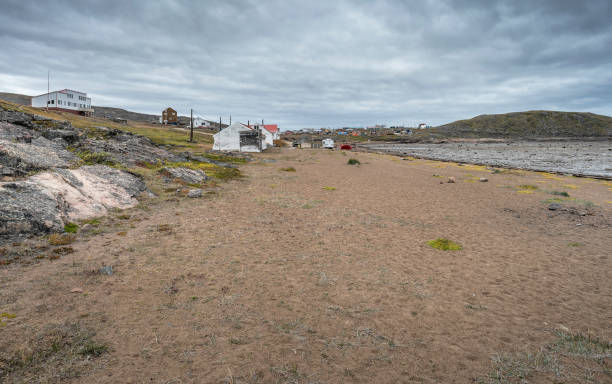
left=362, top=140, right=612, bottom=178
left=1, top=149, right=611, bottom=383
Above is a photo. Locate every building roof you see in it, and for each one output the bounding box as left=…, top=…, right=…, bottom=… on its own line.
left=34, top=89, right=88, bottom=98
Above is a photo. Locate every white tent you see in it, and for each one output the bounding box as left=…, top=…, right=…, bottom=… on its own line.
left=213, top=122, right=268, bottom=152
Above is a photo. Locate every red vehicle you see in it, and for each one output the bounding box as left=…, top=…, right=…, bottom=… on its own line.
left=340, top=144, right=352, bottom=150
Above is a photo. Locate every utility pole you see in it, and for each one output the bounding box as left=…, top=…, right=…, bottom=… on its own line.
left=189, top=108, right=194, bottom=142
left=46, top=70, right=49, bottom=111
left=229, top=115, right=232, bottom=125
left=219, top=117, right=222, bottom=132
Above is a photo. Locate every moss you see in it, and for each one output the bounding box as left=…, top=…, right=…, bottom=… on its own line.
left=347, top=158, right=360, bottom=165
left=427, top=238, right=462, bottom=251
left=63, top=222, right=78, bottom=233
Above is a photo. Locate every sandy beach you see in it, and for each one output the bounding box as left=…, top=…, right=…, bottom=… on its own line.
left=1, top=149, right=611, bottom=383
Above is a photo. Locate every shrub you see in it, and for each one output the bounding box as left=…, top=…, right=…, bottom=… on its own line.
left=347, top=158, right=360, bottom=165
left=273, top=139, right=288, bottom=147
left=427, top=238, right=462, bottom=251
left=63, top=222, right=78, bottom=233
left=551, top=191, right=570, bottom=197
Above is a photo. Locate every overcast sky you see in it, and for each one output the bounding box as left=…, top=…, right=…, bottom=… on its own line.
left=1, top=0, right=611, bottom=129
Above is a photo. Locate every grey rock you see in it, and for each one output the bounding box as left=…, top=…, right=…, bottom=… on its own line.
left=0, top=165, right=147, bottom=238
left=80, top=135, right=185, bottom=166
left=40, top=129, right=80, bottom=144
left=161, top=167, right=207, bottom=184
left=187, top=189, right=203, bottom=198
left=81, top=165, right=146, bottom=197
left=0, top=180, right=64, bottom=236
left=548, top=203, right=562, bottom=211
left=479, top=178, right=488, bottom=182
left=0, top=139, right=78, bottom=176
left=99, top=265, right=113, bottom=275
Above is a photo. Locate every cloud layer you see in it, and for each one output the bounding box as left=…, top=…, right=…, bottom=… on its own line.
left=1, top=0, right=611, bottom=128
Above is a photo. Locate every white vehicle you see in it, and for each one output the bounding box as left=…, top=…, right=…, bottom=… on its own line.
left=322, top=138, right=334, bottom=149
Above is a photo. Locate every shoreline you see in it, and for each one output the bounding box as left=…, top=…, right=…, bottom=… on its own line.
left=356, top=139, right=612, bottom=180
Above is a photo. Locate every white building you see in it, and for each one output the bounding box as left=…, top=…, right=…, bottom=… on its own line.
left=192, top=117, right=211, bottom=128
left=31, top=89, right=93, bottom=116
left=322, top=138, right=335, bottom=149
left=213, top=122, right=278, bottom=152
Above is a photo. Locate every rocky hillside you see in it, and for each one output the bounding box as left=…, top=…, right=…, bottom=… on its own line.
left=0, top=101, right=239, bottom=244
left=433, top=110, right=612, bottom=138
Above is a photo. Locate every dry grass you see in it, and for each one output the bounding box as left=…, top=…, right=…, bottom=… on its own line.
left=0, top=322, right=108, bottom=382
left=47, top=234, right=75, bottom=246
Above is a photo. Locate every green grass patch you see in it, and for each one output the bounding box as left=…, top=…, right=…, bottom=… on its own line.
left=81, top=218, right=101, bottom=226
left=322, top=186, right=336, bottom=190
left=568, top=242, right=583, bottom=247
left=550, top=191, right=570, bottom=197
left=281, top=167, right=296, bottom=172
left=427, top=238, right=462, bottom=251
left=76, top=151, right=117, bottom=166
left=347, top=158, right=360, bottom=165
left=518, top=184, right=538, bottom=190
left=196, top=152, right=248, bottom=164
left=79, top=342, right=108, bottom=357
left=63, top=222, right=78, bottom=233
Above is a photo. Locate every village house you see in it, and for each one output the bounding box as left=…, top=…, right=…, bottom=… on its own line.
left=249, top=123, right=279, bottom=147
left=213, top=122, right=280, bottom=152
left=31, top=89, right=93, bottom=116
left=161, top=107, right=178, bottom=124
left=192, top=117, right=211, bottom=128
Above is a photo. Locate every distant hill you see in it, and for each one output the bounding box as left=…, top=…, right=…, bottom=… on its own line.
left=93, top=106, right=162, bottom=123
left=0, top=92, right=32, bottom=106
left=433, top=111, right=612, bottom=138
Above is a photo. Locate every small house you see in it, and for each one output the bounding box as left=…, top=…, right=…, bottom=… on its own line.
left=322, top=138, right=334, bottom=149
left=161, top=107, right=178, bottom=124
left=213, top=122, right=270, bottom=152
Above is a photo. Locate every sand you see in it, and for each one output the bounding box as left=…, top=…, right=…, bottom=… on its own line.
left=1, top=149, right=611, bottom=383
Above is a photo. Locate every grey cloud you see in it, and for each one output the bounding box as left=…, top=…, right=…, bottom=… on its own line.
left=0, top=0, right=611, bottom=128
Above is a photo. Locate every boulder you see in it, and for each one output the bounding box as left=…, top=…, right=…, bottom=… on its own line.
left=187, top=189, right=203, bottom=198
left=161, top=167, right=207, bottom=184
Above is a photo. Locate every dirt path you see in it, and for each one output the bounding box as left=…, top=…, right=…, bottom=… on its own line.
left=1, top=149, right=611, bottom=383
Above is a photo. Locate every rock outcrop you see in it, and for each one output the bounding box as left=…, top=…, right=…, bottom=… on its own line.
left=160, top=167, right=207, bottom=184
left=0, top=165, right=146, bottom=237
